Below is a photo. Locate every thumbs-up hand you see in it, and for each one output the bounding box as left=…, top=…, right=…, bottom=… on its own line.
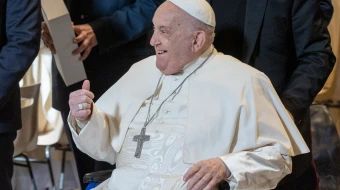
left=69, top=80, right=95, bottom=121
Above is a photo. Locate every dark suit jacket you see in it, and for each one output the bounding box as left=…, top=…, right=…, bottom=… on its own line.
left=52, top=0, right=164, bottom=111
left=210, top=0, right=336, bottom=188
left=320, top=0, right=334, bottom=24
left=0, top=0, right=41, bottom=133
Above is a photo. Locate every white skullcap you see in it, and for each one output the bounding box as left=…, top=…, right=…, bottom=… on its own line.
left=168, top=0, right=216, bottom=27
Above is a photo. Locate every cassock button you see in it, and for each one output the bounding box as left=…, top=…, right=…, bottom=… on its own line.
left=173, top=77, right=178, bottom=81
left=80, top=14, right=85, bottom=19
left=160, top=121, right=164, bottom=124
left=164, top=110, right=170, bottom=114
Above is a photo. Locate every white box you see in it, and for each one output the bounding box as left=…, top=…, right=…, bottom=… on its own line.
left=41, top=0, right=87, bottom=86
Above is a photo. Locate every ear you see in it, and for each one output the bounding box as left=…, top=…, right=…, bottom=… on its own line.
left=191, top=31, right=206, bottom=53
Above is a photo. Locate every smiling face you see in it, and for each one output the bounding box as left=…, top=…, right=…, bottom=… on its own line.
left=150, top=2, right=198, bottom=75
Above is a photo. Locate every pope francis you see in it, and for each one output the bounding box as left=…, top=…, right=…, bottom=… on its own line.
left=67, top=0, right=310, bottom=189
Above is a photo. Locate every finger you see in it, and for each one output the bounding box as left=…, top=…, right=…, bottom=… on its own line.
left=184, top=162, right=202, bottom=181
left=82, top=80, right=90, bottom=91
left=69, top=96, right=93, bottom=106
left=70, top=89, right=94, bottom=99
left=202, top=177, right=221, bottom=190
left=192, top=173, right=214, bottom=190
left=42, top=22, right=50, bottom=33
left=50, top=44, right=56, bottom=54
left=73, top=25, right=82, bottom=35
left=71, top=102, right=92, bottom=111
left=42, top=32, right=53, bottom=45
left=186, top=169, right=205, bottom=190
left=73, top=30, right=87, bottom=44
left=72, top=109, right=92, bottom=120
left=43, top=41, right=48, bottom=48
left=72, top=38, right=90, bottom=55
left=79, top=46, right=93, bottom=61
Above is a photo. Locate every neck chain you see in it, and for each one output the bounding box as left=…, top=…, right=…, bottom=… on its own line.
left=132, top=49, right=214, bottom=158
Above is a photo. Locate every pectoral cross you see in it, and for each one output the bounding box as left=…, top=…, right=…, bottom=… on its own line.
left=133, top=127, right=150, bottom=158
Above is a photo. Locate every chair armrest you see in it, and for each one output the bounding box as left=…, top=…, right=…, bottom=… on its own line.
left=83, top=169, right=230, bottom=189
left=83, top=170, right=113, bottom=183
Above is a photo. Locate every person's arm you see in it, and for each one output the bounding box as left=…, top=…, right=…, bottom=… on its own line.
left=320, top=0, right=334, bottom=24
left=219, top=147, right=292, bottom=190
left=185, top=73, right=309, bottom=190
left=280, top=0, right=336, bottom=122
left=88, top=0, right=164, bottom=53
left=221, top=73, right=309, bottom=189
left=67, top=80, right=117, bottom=164
left=68, top=104, right=117, bottom=164
left=0, top=0, right=41, bottom=109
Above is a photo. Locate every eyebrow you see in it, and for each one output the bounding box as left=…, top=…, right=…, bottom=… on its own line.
left=159, top=26, right=169, bottom=30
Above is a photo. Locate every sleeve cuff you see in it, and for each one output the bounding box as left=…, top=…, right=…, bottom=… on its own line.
left=218, top=156, right=237, bottom=183
left=280, top=96, right=307, bottom=123
left=76, top=118, right=89, bottom=130
left=67, top=111, right=90, bottom=134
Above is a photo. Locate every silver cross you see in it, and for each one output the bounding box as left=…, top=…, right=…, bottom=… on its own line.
left=133, top=128, right=150, bottom=158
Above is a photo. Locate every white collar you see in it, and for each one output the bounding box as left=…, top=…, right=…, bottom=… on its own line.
left=177, top=45, right=216, bottom=76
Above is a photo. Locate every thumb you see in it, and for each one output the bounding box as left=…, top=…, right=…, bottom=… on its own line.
left=73, top=25, right=81, bottom=35
left=82, top=80, right=90, bottom=91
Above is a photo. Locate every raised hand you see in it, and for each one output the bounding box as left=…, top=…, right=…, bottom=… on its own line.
left=69, top=80, right=95, bottom=121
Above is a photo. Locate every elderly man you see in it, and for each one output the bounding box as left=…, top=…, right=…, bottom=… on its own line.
left=68, top=0, right=309, bottom=189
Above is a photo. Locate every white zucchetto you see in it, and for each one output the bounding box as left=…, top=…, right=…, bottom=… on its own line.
left=168, top=0, right=216, bottom=27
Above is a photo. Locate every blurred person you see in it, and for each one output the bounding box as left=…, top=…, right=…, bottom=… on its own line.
left=210, top=0, right=336, bottom=189
left=0, top=0, right=41, bottom=189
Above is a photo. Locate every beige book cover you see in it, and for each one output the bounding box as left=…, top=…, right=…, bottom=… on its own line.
left=41, top=0, right=87, bottom=86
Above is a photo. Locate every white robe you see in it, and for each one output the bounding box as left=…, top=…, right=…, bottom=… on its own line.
left=68, top=46, right=309, bottom=189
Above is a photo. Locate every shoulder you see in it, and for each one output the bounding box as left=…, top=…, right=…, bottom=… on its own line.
left=124, top=55, right=160, bottom=80
left=203, top=54, right=268, bottom=83
left=130, top=55, right=156, bottom=71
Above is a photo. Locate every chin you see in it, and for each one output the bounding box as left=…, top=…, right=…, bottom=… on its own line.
left=156, top=61, right=178, bottom=75
left=156, top=61, right=167, bottom=70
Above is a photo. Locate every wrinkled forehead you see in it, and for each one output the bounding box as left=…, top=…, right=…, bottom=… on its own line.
left=152, top=2, right=190, bottom=29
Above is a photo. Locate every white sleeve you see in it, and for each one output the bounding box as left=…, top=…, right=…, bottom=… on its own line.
left=219, top=146, right=292, bottom=190
left=68, top=104, right=117, bottom=164
left=75, top=119, right=88, bottom=130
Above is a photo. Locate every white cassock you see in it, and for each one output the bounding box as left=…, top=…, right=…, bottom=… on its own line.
left=68, top=45, right=309, bottom=190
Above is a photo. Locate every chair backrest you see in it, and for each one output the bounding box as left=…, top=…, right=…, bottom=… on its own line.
left=20, top=83, right=41, bottom=105
left=14, top=99, right=35, bottom=157
left=13, top=83, right=41, bottom=156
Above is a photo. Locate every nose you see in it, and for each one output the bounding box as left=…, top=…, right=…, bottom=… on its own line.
left=150, top=31, right=160, bottom=47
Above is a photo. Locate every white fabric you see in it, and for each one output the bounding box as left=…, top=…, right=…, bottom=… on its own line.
left=98, top=59, right=201, bottom=189
left=69, top=45, right=309, bottom=189
left=106, top=115, right=190, bottom=189
left=168, top=0, right=216, bottom=27
left=20, top=45, right=63, bottom=135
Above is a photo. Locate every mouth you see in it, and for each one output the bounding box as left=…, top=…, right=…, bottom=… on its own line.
left=157, top=50, right=167, bottom=55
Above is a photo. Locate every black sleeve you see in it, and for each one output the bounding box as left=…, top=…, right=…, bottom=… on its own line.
left=320, top=0, right=334, bottom=24
left=88, top=0, right=164, bottom=54
left=0, top=0, right=41, bottom=109
left=280, top=0, right=336, bottom=122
